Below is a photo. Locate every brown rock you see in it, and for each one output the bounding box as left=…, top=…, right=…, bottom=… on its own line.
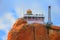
left=7, top=18, right=60, bottom=40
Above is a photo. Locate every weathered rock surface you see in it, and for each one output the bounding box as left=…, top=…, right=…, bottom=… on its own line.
left=7, top=18, right=60, bottom=40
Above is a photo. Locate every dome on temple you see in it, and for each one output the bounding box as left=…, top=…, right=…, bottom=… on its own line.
left=27, top=9, right=32, bottom=15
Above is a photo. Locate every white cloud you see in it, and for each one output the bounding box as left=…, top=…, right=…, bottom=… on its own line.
left=3, top=12, right=16, bottom=26
left=15, top=7, right=24, bottom=18
left=0, top=12, right=16, bottom=29
left=2, top=30, right=9, bottom=40
left=45, top=0, right=58, bottom=5
left=52, top=6, right=60, bottom=14
left=0, top=12, right=16, bottom=40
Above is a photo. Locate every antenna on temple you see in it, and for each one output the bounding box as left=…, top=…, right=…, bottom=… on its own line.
left=46, top=6, right=53, bottom=34
left=47, top=6, right=52, bottom=25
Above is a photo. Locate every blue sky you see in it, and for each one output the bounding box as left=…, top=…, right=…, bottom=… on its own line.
left=0, top=0, right=60, bottom=40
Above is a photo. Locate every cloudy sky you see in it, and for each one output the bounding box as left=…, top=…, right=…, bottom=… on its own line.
left=0, top=0, right=60, bottom=40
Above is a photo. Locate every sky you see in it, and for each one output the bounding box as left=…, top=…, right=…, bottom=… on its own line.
left=0, top=0, right=60, bottom=40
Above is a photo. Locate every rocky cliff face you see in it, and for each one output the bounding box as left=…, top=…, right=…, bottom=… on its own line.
left=7, top=18, right=60, bottom=40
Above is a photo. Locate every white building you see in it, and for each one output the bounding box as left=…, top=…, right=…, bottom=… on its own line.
left=23, top=9, right=45, bottom=24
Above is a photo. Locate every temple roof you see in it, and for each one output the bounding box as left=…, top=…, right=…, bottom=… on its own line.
left=27, top=9, right=32, bottom=15
left=24, top=14, right=44, bottom=17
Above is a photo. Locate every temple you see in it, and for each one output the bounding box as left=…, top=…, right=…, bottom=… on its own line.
left=23, top=9, right=45, bottom=24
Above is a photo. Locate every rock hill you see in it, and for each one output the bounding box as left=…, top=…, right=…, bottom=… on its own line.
left=7, top=18, right=60, bottom=40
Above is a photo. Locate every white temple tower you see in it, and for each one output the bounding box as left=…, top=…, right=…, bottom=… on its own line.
left=23, top=9, right=45, bottom=24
